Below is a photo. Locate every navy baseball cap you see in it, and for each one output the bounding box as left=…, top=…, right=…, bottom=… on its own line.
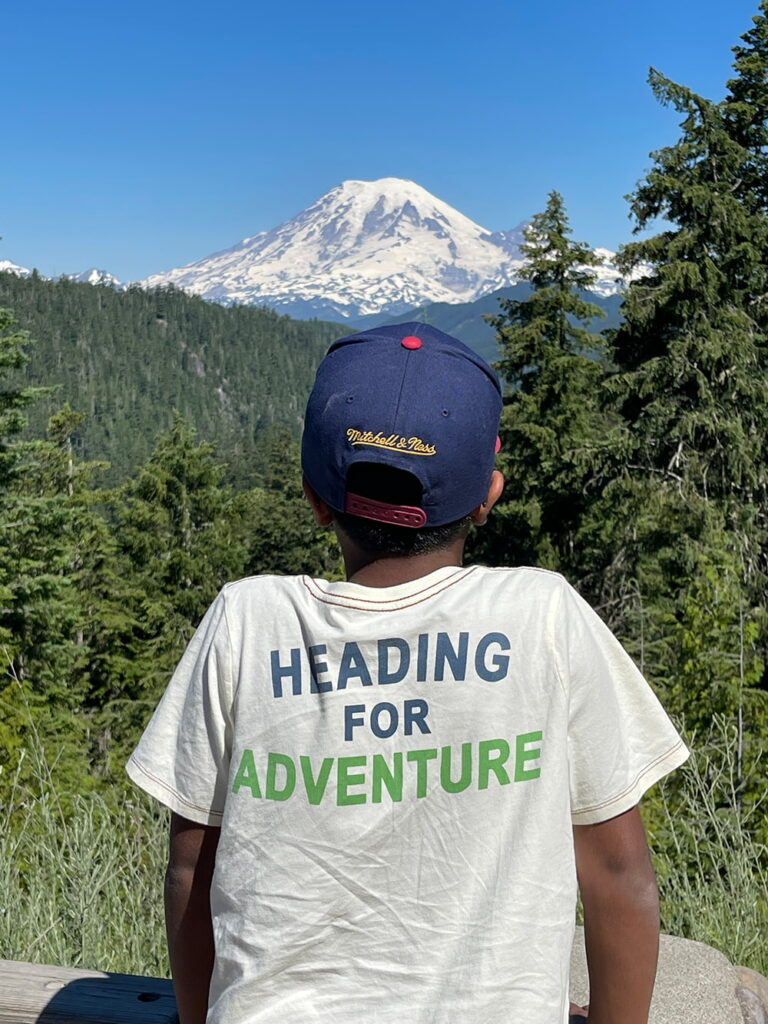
left=301, top=322, right=502, bottom=528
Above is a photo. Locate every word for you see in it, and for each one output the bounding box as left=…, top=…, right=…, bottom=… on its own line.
left=344, top=699, right=430, bottom=740
left=231, top=732, right=543, bottom=806
left=270, top=631, right=512, bottom=698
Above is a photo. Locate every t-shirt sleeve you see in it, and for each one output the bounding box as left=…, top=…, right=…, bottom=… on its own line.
left=126, top=589, right=234, bottom=825
left=556, top=579, right=689, bottom=825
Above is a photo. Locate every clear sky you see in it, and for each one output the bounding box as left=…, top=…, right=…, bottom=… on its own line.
left=2, top=0, right=761, bottom=282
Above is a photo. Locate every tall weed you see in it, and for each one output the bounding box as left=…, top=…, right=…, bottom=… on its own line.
left=0, top=734, right=168, bottom=976
left=652, top=717, right=768, bottom=974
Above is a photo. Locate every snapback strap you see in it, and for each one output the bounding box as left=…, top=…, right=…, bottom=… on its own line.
left=345, top=493, right=427, bottom=528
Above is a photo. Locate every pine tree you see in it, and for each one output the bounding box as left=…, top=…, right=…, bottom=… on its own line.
left=0, top=309, right=70, bottom=687
left=477, top=191, right=610, bottom=578
left=239, top=426, right=342, bottom=581
left=610, top=45, right=768, bottom=528
left=0, top=304, right=46, bottom=486
left=599, top=5, right=768, bottom=747
left=724, top=2, right=768, bottom=190
left=117, top=414, right=248, bottom=701
left=0, top=310, right=89, bottom=785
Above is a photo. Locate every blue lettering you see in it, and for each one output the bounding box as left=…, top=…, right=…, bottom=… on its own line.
left=434, top=632, right=468, bottom=681
left=344, top=703, right=366, bottom=740
left=378, top=638, right=410, bottom=684
left=270, top=648, right=302, bottom=697
left=309, top=644, right=332, bottom=693
left=371, top=701, right=399, bottom=738
left=417, top=633, right=429, bottom=682
left=475, top=633, right=511, bottom=682
left=403, top=698, right=431, bottom=735
left=337, top=641, right=373, bottom=689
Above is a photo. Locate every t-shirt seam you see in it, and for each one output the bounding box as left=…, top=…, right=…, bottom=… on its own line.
left=485, top=564, right=564, bottom=581
left=221, top=587, right=239, bottom=701
left=552, top=576, right=568, bottom=699
left=301, top=565, right=477, bottom=610
left=571, top=739, right=687, bottom=816
left=128, top=754, right=224, bottom=818
left=303, top=565, right=475, bottom=603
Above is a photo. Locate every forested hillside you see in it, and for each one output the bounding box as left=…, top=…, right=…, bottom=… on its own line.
left=0, top=272, right=342, bottom=482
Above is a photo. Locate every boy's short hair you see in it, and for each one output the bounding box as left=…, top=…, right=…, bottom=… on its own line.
left=331, top=462, right=472, bottom=556
left=302, top=322, right=502, bottom=532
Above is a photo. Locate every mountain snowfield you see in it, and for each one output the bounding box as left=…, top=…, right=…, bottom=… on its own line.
left=0, top=261, right=123, bottom=287
left=141, top=178, right=631, bottom=320
left=65, top=268, right=123, bottom=287
left=0, top=260, right=33, bottom=278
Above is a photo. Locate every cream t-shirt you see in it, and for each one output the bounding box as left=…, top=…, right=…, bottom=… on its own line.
left=127, top=564, right=688, bottom=1024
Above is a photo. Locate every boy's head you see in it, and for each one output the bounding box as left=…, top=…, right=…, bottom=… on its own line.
left=301, top=322, right=503, bottom=556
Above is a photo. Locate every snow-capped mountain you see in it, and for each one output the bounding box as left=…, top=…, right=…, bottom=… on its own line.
left=0, top=261, right=124, bottom=287
left=64, top=268, right=123, bottom=287
left=0, top=259, right=34, bottom=278
left=588, top=248, right=630, bottom=298
left=144, top=179, right=569, bottom=320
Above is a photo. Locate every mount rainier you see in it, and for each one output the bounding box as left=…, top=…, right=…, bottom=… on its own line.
left=141, top=178, right=628, bottom=321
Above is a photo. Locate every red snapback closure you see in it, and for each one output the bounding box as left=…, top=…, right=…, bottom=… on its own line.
left=345, top=493, right=428, bottom=528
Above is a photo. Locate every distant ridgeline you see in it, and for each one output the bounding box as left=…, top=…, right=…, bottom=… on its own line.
left=0, top=272, right=343, bottom=483
left=372, top=285, right=624, bottom=365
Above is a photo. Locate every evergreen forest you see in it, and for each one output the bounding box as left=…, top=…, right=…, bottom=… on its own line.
left=3, top=1, right=768, bottom=981
left=0, top=272, right=343, bottom=483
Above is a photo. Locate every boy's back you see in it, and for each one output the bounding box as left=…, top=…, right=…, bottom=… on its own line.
left=128, top=566, right=686, bottom=1023
left=127, top=323, right=688, bottom=1024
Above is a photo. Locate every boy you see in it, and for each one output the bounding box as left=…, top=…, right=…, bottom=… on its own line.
left=127, top=323, right=689, bottom=1024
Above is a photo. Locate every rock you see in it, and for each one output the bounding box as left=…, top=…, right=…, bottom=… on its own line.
left=569, top=927, right=745, bottom=1023
left=737, top=985, right=767, bottom=1024
left=738, top=968, right=768, bottom=1010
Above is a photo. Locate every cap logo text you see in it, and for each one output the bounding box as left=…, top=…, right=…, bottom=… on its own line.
left=346, top=428, right=436, bottom=456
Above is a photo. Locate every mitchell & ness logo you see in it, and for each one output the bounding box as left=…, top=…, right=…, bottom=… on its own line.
left=346, top=429, right=437, bottom=456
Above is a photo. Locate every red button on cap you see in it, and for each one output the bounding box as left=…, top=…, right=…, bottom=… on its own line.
left=401, top=335, right=422, bottom=350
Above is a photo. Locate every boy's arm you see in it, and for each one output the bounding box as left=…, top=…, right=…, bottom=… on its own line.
left=573, top=805, right=660, bottom=1024
left=165, top=812, right=221, bottom=1024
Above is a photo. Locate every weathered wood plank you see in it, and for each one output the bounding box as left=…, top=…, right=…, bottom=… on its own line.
left=0, top=959, right=177, bottom=1023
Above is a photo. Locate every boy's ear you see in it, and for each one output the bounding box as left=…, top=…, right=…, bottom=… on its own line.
left=303, top=477, right=334, bottom=526
left=470, top=470, right=504, bottom=526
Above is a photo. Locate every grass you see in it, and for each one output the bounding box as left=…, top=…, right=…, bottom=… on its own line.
left=0, top=741, right=169, bottom=977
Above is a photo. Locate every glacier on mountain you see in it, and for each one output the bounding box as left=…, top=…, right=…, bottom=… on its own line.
left=141, top=178, right=636, bottom=320
left=64, top=268, right=123, bottom=287
left=0, top=260, right=34, bottom=278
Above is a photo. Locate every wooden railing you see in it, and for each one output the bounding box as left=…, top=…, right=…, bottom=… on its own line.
left=0, top=959, right=177, bottom=1022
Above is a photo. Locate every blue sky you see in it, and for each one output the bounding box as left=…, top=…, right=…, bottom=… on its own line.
left=2, top=0, right=761, bottom=281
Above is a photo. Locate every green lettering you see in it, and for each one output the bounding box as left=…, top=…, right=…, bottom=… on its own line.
left=372, top=752, right=403, bottom=803
left=266, top=752, right=296, bottom=801
left=337, top=755, right=367, bottom=805
left=406, top=747, right=437, bottom=797
left=514, top=731, right=543, bottom=781
left=478, top=739, right=511, bottom=789
left=300, top=755, right=334, bottom=805
left=232, top=748, right=262, bottom=798
left=440, top=742, right=472, bottom=793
